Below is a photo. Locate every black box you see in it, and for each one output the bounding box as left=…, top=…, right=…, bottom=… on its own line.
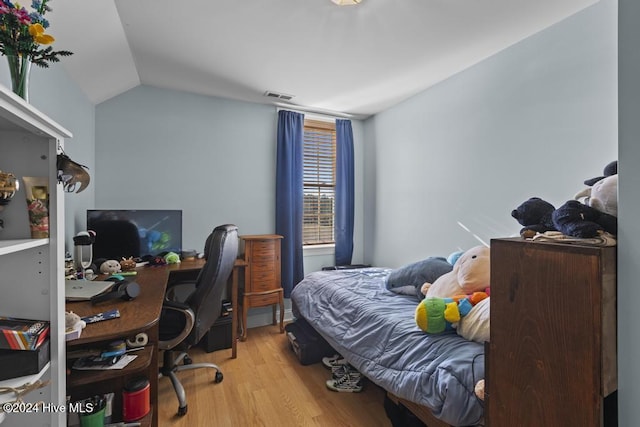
left=200, top=316, right=232, bottom=353
left=285, top=318, right=335, bottom=365
left=0, top=338, right=50, bottom=380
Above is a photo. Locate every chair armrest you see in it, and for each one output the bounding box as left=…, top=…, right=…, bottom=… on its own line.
left=165, top=268, right=201, bottom=300
left=165, top=280, right=196, bottom=302
left=158, top=301, right=195, bottom=351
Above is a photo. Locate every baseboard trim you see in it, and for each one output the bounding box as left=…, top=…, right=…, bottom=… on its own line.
left=245, top=307, right=294, bottom=329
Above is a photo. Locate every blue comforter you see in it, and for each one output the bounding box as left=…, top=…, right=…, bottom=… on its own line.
left=291, top=268, right=484, bottom=427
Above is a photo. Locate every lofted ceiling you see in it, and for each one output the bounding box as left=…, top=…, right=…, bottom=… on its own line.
left=47, top=0, right=597, bottom=118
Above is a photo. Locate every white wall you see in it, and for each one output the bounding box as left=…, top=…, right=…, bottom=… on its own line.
left=362, top=0, right=617, bottom=268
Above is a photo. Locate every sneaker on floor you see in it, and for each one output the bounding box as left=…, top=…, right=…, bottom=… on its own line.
left=331, top=363, right=360, bottom=380
left=322, top=354, right=347, bottom=369
left=326, top=372, right=363, bottom=393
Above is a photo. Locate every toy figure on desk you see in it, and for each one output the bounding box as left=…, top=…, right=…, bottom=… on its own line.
left=65, top=311, right=86, bottom=341
left=120, top=257, right=136, bottom=271
left=100, top=259, right=121, bottom=274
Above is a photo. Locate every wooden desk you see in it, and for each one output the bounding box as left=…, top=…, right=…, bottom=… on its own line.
left=65, top=259, right=242, bottom=427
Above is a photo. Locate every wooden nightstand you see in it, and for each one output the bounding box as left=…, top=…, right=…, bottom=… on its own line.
left=239, top=234, right=285, bottom=341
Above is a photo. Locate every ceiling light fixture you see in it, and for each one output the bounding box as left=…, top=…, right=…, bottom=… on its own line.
left=331, top=0, right=361, bottom=5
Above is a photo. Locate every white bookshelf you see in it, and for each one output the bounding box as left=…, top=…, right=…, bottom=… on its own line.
left=0, top=239, right=48, bottom=256
left=0, top=86, right=72, bottom=426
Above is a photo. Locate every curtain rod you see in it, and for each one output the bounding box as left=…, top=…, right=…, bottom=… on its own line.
left=274, top=103, right=354, bottom=120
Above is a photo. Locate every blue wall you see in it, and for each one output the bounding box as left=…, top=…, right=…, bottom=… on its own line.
left=362, top=0, right=617, bottom=267
left=94, top=86, right=365, bottom=267
left=0, top=59, right=95, bottom=253
left=3, top=0, right=637, bottom=420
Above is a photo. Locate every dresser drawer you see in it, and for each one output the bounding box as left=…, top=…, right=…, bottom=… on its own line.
left=250, top=279, right=280, bottom=293
left=246, top=291, right=282, bottom=307
left=251, top=241, right=276, bottom=256
left=251, top=261, right=275, bottom=272
left=251, top=269, right=276, bottom=282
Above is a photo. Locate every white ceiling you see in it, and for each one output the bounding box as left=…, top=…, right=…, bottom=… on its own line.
left=47, top=0, right=597, bottom=119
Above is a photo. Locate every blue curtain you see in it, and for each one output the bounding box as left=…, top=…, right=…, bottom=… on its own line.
left=276, top=110, right=305, bottom=297
left=335, top=119, right=355, bottom=266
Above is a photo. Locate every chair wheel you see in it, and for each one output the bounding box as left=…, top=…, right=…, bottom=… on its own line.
left=183, top=355, right=192, bottom=365
left=178, top=405, right=188, bottom=416
left=215, top=371, right=223, bottom=383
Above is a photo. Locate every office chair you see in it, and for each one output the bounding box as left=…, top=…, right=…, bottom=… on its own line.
left=158, top=224, right=239, bottom=416
left=91, top=219, right=141, bottom=259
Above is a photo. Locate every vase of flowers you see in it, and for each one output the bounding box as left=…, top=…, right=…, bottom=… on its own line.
left=0, top=0, right=72, bottom=102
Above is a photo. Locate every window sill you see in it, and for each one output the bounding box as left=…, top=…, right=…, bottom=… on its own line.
left=303, top=244, right=335, bottom=256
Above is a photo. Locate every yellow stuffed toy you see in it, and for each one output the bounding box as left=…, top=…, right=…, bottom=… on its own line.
left=415, top=291, right=489, bottom=334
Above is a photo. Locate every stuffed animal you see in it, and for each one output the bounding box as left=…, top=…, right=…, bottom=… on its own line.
left=65, top=311, right=86, bottom=331
left=576, top=174, right=618, bottom=218
left=552, top=199, right=617, bottom=238
left=474, top=379, right=485, bottom=401
left=415, top=291, right=489, bottom=334
left=386, top=256, right=453, bottom=300
left=65, top=311, right=86, bottom=340
left=551, top=162, right=618, bottom=238
left=457, top=296, right=490, bottom=343
left=447, top=250, right=464, bottom=266
left=164, top=251, right=181, bottom=264
left=421, top=245, right=490, bottom=298
left=512, top=163, right=618, bottom=239
left=511, top=197, right=557, bottom=238
left=100, top=259, right=121, bottom=274
left=120, top=257, right=136, bottom=271
left=583, top=160, right=617, bottom=186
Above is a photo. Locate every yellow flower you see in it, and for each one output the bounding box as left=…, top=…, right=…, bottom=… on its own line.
left=28, top=23, right=55, bottom=45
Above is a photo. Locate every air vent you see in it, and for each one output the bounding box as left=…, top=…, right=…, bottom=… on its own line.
left=264, top=91, right=294, bottom=101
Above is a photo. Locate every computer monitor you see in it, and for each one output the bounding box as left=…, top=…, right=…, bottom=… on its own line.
left=87, top=209, right=182, bottom=260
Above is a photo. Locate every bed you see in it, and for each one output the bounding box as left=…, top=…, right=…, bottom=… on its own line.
left=290, top=267, right=485, bottom=427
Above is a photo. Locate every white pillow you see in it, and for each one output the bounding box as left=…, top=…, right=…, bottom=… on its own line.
left=457, top=297, right=490, bottom=343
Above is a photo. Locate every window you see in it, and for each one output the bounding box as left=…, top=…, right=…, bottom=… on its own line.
left=303, top=119, right=336, bottom=245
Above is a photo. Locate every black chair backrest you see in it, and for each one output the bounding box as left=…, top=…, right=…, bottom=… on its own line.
left=92, top=220, right=141, bottom=259
left=185, top=224, right=238, bottom=345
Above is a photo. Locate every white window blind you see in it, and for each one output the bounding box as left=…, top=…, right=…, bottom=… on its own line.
left=303, top=119, right=336, bottom=245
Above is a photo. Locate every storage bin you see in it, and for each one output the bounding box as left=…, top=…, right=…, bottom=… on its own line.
left=200, top=315, right=232, bottom=353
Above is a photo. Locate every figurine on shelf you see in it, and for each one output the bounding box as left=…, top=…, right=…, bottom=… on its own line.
left=0, top=170, right=19, bottom=211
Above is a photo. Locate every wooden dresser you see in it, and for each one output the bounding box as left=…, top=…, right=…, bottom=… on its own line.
left=239, top=234, right=285, bottom=341
left=487, top=238, right=617, bottom=427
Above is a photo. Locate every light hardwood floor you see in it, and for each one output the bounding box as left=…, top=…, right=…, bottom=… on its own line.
left=157, top=324, right=392, bottom=426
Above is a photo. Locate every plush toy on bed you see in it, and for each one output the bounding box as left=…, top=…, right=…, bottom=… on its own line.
left=420, top=245, right=490, bottom=298
left=418, top=245, right=492, bottom=343
left=386, top=256, right=454, bottom=300
left=415, top=291, right=489, bottom=334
